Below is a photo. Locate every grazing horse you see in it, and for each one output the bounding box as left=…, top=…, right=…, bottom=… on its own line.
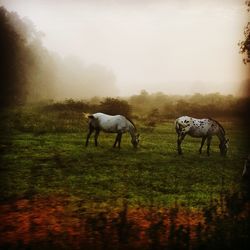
left=85, top=112, right=139, bottom=148
left=175, top=116, right=229, bottom=156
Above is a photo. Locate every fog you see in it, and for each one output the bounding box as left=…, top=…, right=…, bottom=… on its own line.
left=0, top=0, right=249, bottom=100
left=53, top=56, right=118, bottom=99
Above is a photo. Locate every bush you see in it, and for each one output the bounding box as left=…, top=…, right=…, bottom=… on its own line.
left=99, top=98, right=132, bottom=117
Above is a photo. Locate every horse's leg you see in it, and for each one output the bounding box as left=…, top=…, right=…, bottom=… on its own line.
left=199, top=136, right=207, bottom=154
left=113, top=133, right=119, bottom=148
left=118, top=133, right=122, bottom=148
left=206, top=136, right=212, bottom=156
left=94, top=129, right=100, bottom=147
left=177, top=133, right=186, bottom=155
left=86, top=126, right=94, bottom=147
left=177, top=134, right=182, bottom=154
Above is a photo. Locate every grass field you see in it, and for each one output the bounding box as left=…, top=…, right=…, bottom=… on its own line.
left=1, top=108, right=250, bottom=249
left=0, top=109, right=248, bottom=207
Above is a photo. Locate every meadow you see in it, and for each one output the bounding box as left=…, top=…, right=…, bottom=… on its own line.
left=0, top=104, right=249, bottom=249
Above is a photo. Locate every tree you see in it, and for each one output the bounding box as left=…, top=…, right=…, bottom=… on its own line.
left=1, top=8, right=43, bottom=107
left=239, top=1, right=250, bottom=64
left=99, top=98, right=132, bottom=117
left=0, top=7, right=31, bottom=107
left=0, top=7, right=56, bottom=108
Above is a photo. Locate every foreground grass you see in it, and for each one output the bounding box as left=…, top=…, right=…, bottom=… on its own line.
left=0, top=119, right=248, bottom=208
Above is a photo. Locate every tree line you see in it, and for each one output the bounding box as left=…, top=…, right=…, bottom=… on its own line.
left=42, top=92, right=250, bottom=121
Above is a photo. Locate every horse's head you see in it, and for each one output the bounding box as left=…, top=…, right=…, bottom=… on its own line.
left=219, top=138, right=229, bottom=156
left=131, top=133, right=140, bottom=148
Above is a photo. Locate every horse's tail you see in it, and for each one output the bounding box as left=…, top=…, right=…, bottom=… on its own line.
left=83, top=112, right=94, bottom=119
left=83, top=113, right=95, bottom=127
left=175, top=119, right=181, bottom=134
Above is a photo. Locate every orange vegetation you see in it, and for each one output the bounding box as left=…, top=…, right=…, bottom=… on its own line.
left=1, top=195, right=247, bottom=249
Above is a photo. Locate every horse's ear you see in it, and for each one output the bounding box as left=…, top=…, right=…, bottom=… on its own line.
left=137, top=133, right=140, bottom=138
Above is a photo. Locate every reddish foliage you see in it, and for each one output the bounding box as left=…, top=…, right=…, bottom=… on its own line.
left=0, top=196, right=208, bottom=249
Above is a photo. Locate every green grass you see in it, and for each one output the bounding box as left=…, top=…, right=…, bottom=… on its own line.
left=1, top=115, right=248, bottom=208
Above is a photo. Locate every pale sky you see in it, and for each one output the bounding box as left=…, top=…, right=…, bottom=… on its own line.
left=1, top=0, right=249, bottom=96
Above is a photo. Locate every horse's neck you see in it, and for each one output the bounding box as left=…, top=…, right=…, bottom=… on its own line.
left=210, top=120, right=224, bottom=141
left=216, top=129, right=225, bottom=143
left=128, top=123, right=136, bottom=139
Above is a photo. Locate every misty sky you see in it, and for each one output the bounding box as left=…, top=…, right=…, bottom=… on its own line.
left=1, top=0, right=249, bottom=96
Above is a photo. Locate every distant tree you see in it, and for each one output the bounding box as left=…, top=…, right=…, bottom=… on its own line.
left=239, top=1, right=250, bottom=64
left=176, top=100, right=191, bottom=116
left=129, top=90, right=152, bottom=115
left=0, top=7, right=30, bottom=107
left=162, top=100, right=177, bottom=119
left=99, top=98, right=132, bottom=117
left=145, top=108, right=160, bottom=127
left=0, top=7, right=55, bottom=108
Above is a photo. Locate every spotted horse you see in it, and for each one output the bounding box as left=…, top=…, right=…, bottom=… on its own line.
left=175, top=116, right=229, bottom=156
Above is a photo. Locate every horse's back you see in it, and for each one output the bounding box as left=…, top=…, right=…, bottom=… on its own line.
left=92, top=113, right=128, bottom=132
left=93, top=113, right=125, bottom=123
left=175, top=116, right=213, bottom=137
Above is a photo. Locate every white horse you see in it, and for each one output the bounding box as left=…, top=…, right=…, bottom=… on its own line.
left=85, top=112, right=139, bottom=148
left=175, top=116, right=229, bottom=156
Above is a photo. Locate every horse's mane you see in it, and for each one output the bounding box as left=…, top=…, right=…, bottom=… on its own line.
left=125, top=116, right=137, bottom=130
left=208, top=117, right=225, bottom=135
